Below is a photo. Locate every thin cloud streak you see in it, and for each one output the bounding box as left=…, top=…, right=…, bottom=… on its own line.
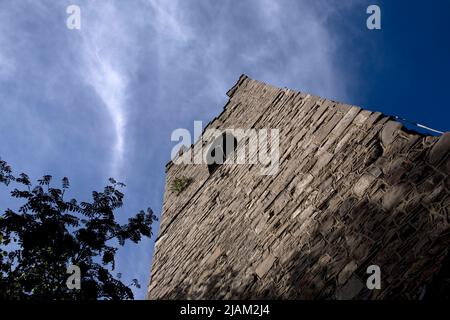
left=81, top=40, right=127, bottom=177
left=78, top=3, right=133, bottom=177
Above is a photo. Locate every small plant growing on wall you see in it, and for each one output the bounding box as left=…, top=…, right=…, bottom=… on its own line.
left=171, top=177, right=192, bottom=195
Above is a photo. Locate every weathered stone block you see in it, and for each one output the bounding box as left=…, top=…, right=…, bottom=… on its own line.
left=382, top=183, right=411, bottom=211
left=335, top=276, right=364, bottom=300
left=353, top=173, right=376, bottom=197
left=429, top=132, right=450, bottom=165
left=338, top=261, right=358, bottom=285
left=381, top=120, right=403, bottom=147
left=255, top=254, right=276, bottom=279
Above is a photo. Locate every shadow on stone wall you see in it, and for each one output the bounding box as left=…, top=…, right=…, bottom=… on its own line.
left=168, top=190, right=447, bottom=300
left=280, top=136, right=448, bottom=300
left=282, top=197, right=447, bottom=300
left=158, top=194, right=448, bottom=300
left=158, top=143, right=449, bottom=300
left=423, top=250, right=450, bottom=300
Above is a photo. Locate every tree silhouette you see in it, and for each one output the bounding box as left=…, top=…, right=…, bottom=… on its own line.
left=0, top=158, right=157, bottom=300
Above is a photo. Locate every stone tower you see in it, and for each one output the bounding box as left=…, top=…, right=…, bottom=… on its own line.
left=148, top=75, right=450, bottom=300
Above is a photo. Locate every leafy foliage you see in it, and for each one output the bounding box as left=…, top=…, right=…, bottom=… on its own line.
left=171, top=177, right=192, bottom=195
left=0, top=158, right=157, bottom=300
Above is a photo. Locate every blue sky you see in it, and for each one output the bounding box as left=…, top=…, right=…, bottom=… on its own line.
left=0, top=0, right=448, bottom=299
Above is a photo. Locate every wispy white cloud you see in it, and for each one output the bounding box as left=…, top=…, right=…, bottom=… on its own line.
left=147, top=0, right=192, bottom=43
left=0, top=12, right=15, bottom=79
left=145, top=0, right=353, bottom=107
left=0, top=38, right=15, bottom=79
left=78, top=2, right=138, bottom=177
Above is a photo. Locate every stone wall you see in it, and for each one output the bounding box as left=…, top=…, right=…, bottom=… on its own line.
left=148, top=75, right=450, bottom=299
